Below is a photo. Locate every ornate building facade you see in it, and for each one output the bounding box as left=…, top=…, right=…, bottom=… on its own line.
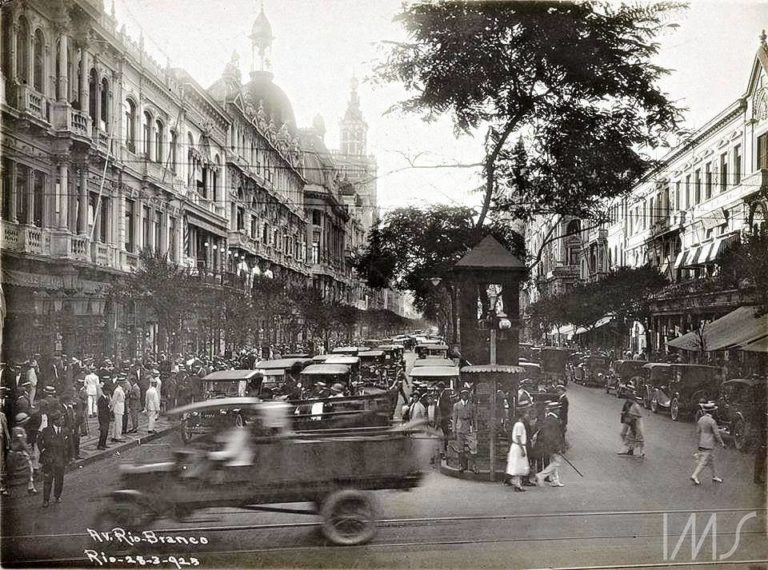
left=524, top=34, right=768, bottom=351
left=0, top=0, right=413, bottom=359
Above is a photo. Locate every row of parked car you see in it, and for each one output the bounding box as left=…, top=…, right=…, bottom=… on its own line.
left=604, top=359, right=766, bottom=452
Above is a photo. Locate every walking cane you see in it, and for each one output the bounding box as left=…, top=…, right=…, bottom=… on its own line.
left=560, top=453, right=584, bottom=477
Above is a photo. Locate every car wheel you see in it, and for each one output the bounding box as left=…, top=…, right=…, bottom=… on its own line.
left=235, top=413, right=245, bottom=428
left=670, top=397, right=680, bottom=421
left=320, top=489, right=378, bottom=546
left=650, top=397, right=658, bottom=414
left=733, top=418, right=747, bottom=452
left=93, top=500, right=155, bottom=534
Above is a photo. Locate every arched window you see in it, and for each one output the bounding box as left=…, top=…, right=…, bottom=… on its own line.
left=88, top=68, right=98, bottom=120
left=155, top=119, right=164, bottom=163
left=169, top=130, right=178, bottom=172
left=123, top=99, right=136, bottom=152
left=100, top=78, right=109, bottom=129
left=142, top=111, right=152, bottom=158
left=17, top=17, right=29, bottom=84
left=33, top=29, right=44, bottom=92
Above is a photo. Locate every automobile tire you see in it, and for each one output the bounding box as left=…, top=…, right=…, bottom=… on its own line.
left=320, top=489, right=378, bottom=546
left=650, top=397, right=658, bottom=414
left=93, top=500, right=155, bottom=534
left=670, top=397, right=680, bottom=421
left=235, top=413, right=245, bottom=428
left=733, top=418, right=747, bottom=452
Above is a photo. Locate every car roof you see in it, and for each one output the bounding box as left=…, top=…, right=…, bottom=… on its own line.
left=358, top=350, right=385, bottom=357
left=254, top=358, right=311, bottom=370
left=409, top=366, right=460, bottom=378
left=202, top=370, right=263, bottom=381
left=642, top=363, right=671, bottom=369
left=412, top=358, right=456, bottom=368
left=300, top=364, right=351, bottom=375
left=324, top=355, right=360, bottom=365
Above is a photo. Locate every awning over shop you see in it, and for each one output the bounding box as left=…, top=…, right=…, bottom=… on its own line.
left=674, top=246, right=700, bottom=269
left=667, top=306, right=768, bottom=352
left=738, top=335, right=768, bottom=353
left=692, top=242, right=713, bottom=265
left=575, top=314, right=614, bottom=335
left=548, top=324, right=575, bottom=339
left=707, top=233, right=740, bottom=264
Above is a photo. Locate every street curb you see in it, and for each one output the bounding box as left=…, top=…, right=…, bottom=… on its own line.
left=66, top=423, right=178, bottom=473
left=438, top=459, right=506, bottom=481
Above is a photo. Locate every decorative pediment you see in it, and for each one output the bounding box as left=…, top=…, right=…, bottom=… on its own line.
left=754, top=87, right=768, bottom=122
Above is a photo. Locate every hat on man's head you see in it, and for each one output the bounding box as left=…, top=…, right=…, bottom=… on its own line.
left=556, top=384, right=566, bottom=391
left=330, top=383, right=344, bottom=394
left=15, top=412, right=30, bottom=425
left=700, top=401, right=718, bottom=412
left=460, top=388, right=470, bottom=395
left=436, top=381, right=446, bottom=389
left=44, top=386, right=56, bottom=395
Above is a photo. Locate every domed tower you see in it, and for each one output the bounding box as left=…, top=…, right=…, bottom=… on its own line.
left=250, top=1, right=273, bottom=73
left=339, top=76, right=368, bottom=156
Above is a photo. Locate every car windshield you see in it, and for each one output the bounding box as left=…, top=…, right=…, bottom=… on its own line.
left=204, top=381, right=241, bottom=396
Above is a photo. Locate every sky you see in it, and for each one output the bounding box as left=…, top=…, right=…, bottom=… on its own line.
left=113, top=0, right=768, bottom=216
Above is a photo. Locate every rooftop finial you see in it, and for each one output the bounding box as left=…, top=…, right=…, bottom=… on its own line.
left=761, top=29, right=767, bottom=49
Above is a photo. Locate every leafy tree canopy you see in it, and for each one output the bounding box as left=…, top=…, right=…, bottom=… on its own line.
left=378, top=1, right=684, bottom=223
left=352, top=205, right=524, bottom=312
left=717, top=227, right=768, bottom=315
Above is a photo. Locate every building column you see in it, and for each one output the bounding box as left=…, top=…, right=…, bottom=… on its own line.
left=135, top=198, right=143, bottom=251
left=68, top=168, right=78, bottom=233
left=8, top=161, right=18, bottom=223
left=57, top=33, right=68, bottom=103
left=58, top=161, right=69, bottom=230
left=162, top=210, right=169, bottom=255
left=78, top=45, right=88, bottom=114
left=94, top=72, right=102, bottom=134
left=78, top=165, right=88, bottom=234
left=24, top=168, right=34, bottom=225
left=115, top=193, right=125, bottom=250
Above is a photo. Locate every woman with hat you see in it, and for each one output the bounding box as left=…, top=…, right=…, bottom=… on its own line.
left=506, top=406, right=531, bottom=491
left=617, top=383, right=645, bottom=458
left=691, top=401, right=725, bottom=485
left=10, top=413, right=38, bottom=495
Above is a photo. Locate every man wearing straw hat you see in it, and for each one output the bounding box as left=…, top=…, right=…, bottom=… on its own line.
left=691, top=401, right=725, bottom=485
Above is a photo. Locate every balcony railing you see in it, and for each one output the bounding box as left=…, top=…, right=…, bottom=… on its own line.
left=17, top=85, right=47, bottom=121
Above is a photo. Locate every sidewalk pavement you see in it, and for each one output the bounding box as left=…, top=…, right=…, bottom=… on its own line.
left=66, top=410, right=177, bottom=472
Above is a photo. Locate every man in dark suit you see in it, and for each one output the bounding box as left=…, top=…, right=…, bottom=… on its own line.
left=97, top=384, right=112, bottom=450
left=39, top=410, right=72, bottom=507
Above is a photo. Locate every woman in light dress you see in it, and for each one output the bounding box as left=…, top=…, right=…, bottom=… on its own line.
left=506, top=407, right=530, bottom=492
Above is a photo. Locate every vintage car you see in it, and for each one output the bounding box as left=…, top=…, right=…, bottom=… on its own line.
left=324, top=355, right=361, bottom=384
left=711, top=377, right=767, bottom=451
left=574, top=355, right=611, bottom=387
left=299, top=363, right=353, bottom=395
left=98, top=399, right=428, bottom=546
left=253, top=358, right=312, bottom=397
left=609, top=360, right=647, bottom=397
left=179, top=370, right=262, bottom=443
left=651, top=364, right=723, bottom=421
left=357, top=350, right=387, bottom=382
left=409, top=365, right=461, bottom=391
left=415, top=343, right=450, bottom=359
left=378, top=344, right=406, bottom=367
left=639, top=363, right=672, bottom=409
left=540, top=347, right=572, bottom=386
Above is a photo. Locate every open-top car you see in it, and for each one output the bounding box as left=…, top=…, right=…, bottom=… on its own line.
left=609, top=360, right=647, bottom=397
left=179, top=371, right=263, bottom=443
left=651, top=364, right=723, bottom=421
left=97, top=399, right=429, bottom=546
left=357, top=350, right=387, bottom=383
left=324, top=355, right=361, bottom=384
left=711, top=377, right=767, bottom=451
